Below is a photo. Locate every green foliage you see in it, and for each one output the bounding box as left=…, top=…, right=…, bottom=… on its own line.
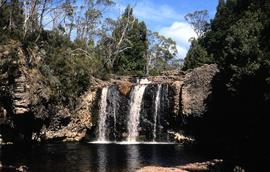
left=221, top=9, right=263, bottom=91
left=103, top=6, right=148, bottom=75
left=0, top=49, right=18, bottom=79
left=183, top=39, right=213, bottom=70
left=183, top=1, right=270, bottom=169
left=0, top=0, right=24, bottom=43
left=115, top=19, right=147, bottom=75
left=183, top=0, right=270, bottom=97
left=0, top=1, right=178, bottom=104
left=184, top=10, right=210, bottom=37
left=48, top=50, right=92, bottom=100
left=39, top=30, right=98, bottom=103
left=147, top=31, right=178, bottom=75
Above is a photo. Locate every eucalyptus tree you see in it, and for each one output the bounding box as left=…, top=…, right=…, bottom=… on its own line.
left=146, top=31, right=178, bottom=74
left=184, top=10, right=210, bottom=37
left=75, top=0, right=115, bottom=44
left=97, top=5, right=148, bottom=75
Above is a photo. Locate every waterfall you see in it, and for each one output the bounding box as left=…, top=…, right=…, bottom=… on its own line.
left=93, top=78, right=172, bottom=143
left=137, top=78, right=151, bottom=84
left=97, top=87, right=109, bottom=141
left=153, top=84, right=162, bottom=142
left=127, top=84, right=147, bottom=142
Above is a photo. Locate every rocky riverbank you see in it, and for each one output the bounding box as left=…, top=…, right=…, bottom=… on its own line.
left=137, top=159, right=224, bottom=172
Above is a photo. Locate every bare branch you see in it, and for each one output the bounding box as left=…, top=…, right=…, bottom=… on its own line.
left=0, top=0, right=7, bottom=9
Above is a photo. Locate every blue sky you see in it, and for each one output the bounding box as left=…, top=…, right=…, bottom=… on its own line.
left=106, top=0, right=219, bottom=59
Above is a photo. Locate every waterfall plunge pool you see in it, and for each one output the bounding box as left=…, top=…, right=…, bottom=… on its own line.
left=0, top=143, right=208, bottom=172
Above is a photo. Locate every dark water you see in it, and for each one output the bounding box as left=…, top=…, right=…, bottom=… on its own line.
left=0, top=143, right=207, bottom=172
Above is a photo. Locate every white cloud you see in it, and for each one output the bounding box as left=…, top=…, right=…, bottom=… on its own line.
left=160, top=22, right=197, bottom=46
left=110, top=1, right=197, bottom=59
left=160, top=22, right=197, bottom=59
left=176, top=45, right=188, bottom=59
left=111, top=1, right=183, bottom=24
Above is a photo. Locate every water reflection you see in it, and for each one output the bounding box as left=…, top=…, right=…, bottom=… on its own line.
left=97, top=145, right=107, bottom=172
left=0, top=143, right=204, bottom=172
left=127, top=145, right=140, bottom=171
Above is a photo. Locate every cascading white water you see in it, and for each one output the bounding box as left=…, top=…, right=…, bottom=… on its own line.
left=138, top=78, right=151, bottom=84
left=127, top=84, right=147, bottom=142
left=97, top=87, right=109, bottom=141
left=90, top=80, right=174, bottom=144
left=153, top=84, right=162, bottom=142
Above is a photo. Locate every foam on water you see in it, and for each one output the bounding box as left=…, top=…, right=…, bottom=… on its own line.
left=88, top=141, right=177, bottom=145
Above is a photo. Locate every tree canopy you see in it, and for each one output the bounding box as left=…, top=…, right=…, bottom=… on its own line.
left=0, top=1, right=179, bottom=104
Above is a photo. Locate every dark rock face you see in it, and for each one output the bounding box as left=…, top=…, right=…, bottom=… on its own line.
left=109, top=85, right=130, bottom=141
left=140, top=84, right=176, bottom=141
left=140, top=84, right=156, bottom=140
left=85, top=84, right=131, bottom=142
left=181, top=64, right=220, bottom=117
left=0, top=42, right=50, bottom=143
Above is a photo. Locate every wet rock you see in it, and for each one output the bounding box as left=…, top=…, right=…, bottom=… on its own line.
left=116, top=81, right=133, bottom=96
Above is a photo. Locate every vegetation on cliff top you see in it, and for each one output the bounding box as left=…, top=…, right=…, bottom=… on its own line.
left=0, top=0, right=179, bottom=104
